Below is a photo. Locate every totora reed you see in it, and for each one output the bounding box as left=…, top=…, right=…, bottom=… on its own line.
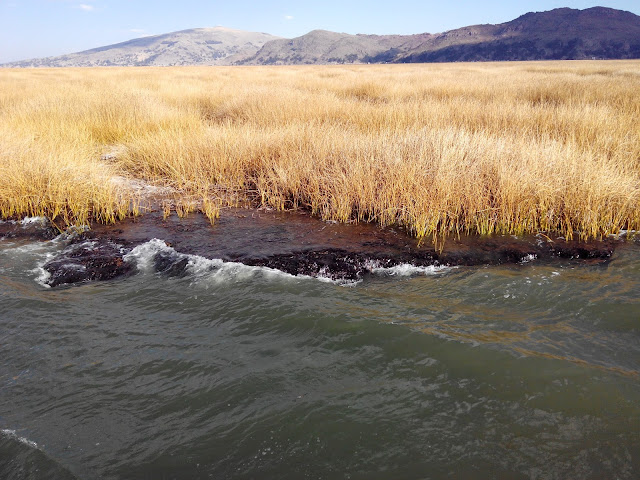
left=1, top=61, right=639, bottom=241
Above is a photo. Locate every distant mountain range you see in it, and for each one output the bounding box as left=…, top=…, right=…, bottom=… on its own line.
left=4, top=7, right=640, bottom=67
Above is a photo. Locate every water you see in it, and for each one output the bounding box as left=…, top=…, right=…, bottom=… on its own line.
left=1, top=224, right=639, bottom=479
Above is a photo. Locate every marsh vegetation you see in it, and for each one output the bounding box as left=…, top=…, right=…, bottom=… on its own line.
left=1, top=61, right=639, bottom=241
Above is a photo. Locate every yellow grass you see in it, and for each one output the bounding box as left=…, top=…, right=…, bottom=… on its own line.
left=1, top=61, right=639, bottom=240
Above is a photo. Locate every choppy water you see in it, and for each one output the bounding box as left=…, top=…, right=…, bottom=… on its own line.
left=1, top=226, right=639, bottom=479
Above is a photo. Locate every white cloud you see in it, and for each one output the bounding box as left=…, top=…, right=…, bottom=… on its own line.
left=284, top=15, right=294, bottom=21
left=78, top=3, right=94, bottom=11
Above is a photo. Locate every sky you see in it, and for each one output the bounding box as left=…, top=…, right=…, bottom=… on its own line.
left=1, top=0, right=639, bottom=63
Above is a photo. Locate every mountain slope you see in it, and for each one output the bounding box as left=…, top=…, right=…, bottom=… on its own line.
left=399, top=7, right=640, bottom=62
left=243, top=7, right=640, bottom=64
left=3, top=7, right=640, bottom=67
left=6, top=27, right=281, bottom=67
left=240, top=30, right=433, bottom=65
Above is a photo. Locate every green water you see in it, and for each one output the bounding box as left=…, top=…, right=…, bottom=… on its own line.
left=0, top=236, right=638, bottom=479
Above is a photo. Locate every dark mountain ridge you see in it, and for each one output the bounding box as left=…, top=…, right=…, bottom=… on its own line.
left=396, top=6, right=640, bottom=63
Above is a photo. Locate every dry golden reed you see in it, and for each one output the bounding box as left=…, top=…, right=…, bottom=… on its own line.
left=1, top=61, right=639, bottom=240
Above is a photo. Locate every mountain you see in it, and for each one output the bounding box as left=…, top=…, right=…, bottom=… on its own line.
left=397, top=7, right=640, bottom=63
left=5, top=27, right=280, bottom=67
left=242, top=7, right=640, bottom=64
left=239, top=30, right=433, bottom=65
left=3, top=7, right=640, bottom=67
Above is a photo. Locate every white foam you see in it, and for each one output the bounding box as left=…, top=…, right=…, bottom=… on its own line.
left=0, top=237, right=61, bottom=287
left=190, top=257, right=278, bottom=283
left=123, top=238, right=174, bottom=272
left=609, top=229, right=638, bottom=239
left=367, top=261, right=451, bottom=276
left=521, top=254, right=537, bottom=263
left=33, top=263, right=53, bottom=288
left=2, top=230, right=80, bottom=257
left=184, top=253, right=225, bottom=276
left=71, top=240, right=98, bottom=251
left=4, top=243, right=44, bottom=255
left=123, top=239, right=355, bottom=285
left=312, top=266, right=362, bottom=286
left=28, top=237, right=89, bottom=288
left=20, top=216, right=47, bottom=226
left=189, top=256, right=360, bottom=286
left=1, top=429, right=39, bottom=450
left=124, top=240, right=452, bottom=285
left=0, top=230, right=107, bottom=287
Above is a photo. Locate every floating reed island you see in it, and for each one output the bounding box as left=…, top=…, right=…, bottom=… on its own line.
left=1, top=61, right=639, bottom=242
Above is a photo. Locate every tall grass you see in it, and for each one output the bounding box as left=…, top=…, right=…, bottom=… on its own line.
left=1, top=61, right=639, bottom=240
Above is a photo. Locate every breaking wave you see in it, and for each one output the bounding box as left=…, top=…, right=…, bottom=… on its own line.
left=0, top=429, right=39, bottom=450
left=123, top=239, right=360, bottom=286
left=122, top=239, right=451, bottom=287
left=365, top=260, right=451, bottom=276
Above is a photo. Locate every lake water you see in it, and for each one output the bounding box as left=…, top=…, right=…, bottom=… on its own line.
left=0, top=216, right=639, bottom=479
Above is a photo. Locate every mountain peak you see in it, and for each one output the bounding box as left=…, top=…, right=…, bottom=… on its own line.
left=5, top=27, right=281, bottom=67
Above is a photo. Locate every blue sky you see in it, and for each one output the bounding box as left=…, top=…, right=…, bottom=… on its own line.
left=1, top=0, right=639, bottom=63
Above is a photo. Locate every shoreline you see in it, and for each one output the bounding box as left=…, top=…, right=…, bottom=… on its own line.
left=0, top=207, right=622, bottom=288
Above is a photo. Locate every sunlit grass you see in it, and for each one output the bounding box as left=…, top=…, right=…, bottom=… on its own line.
left=1, top=61, right=639, bottom=240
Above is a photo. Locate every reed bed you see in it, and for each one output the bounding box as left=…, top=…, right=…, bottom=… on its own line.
left=1, top=61, right=639, bottom=240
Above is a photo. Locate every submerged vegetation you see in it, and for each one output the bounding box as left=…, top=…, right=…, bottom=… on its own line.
left=1, top=61, right=639, bottom=240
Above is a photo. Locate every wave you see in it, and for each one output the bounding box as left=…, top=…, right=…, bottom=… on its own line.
left=4, top=234, right=454, bottom=288
left=30, top=237, right=90, bottom=289
left=123, top=239, right=360, bottom=286
left=0, top=429, right=39, bottom=450
left=365, top=260, right=451, bottom=276
left=123, top=239, right=450, bottom=286
left=0, top=232, right=95, bottom=288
